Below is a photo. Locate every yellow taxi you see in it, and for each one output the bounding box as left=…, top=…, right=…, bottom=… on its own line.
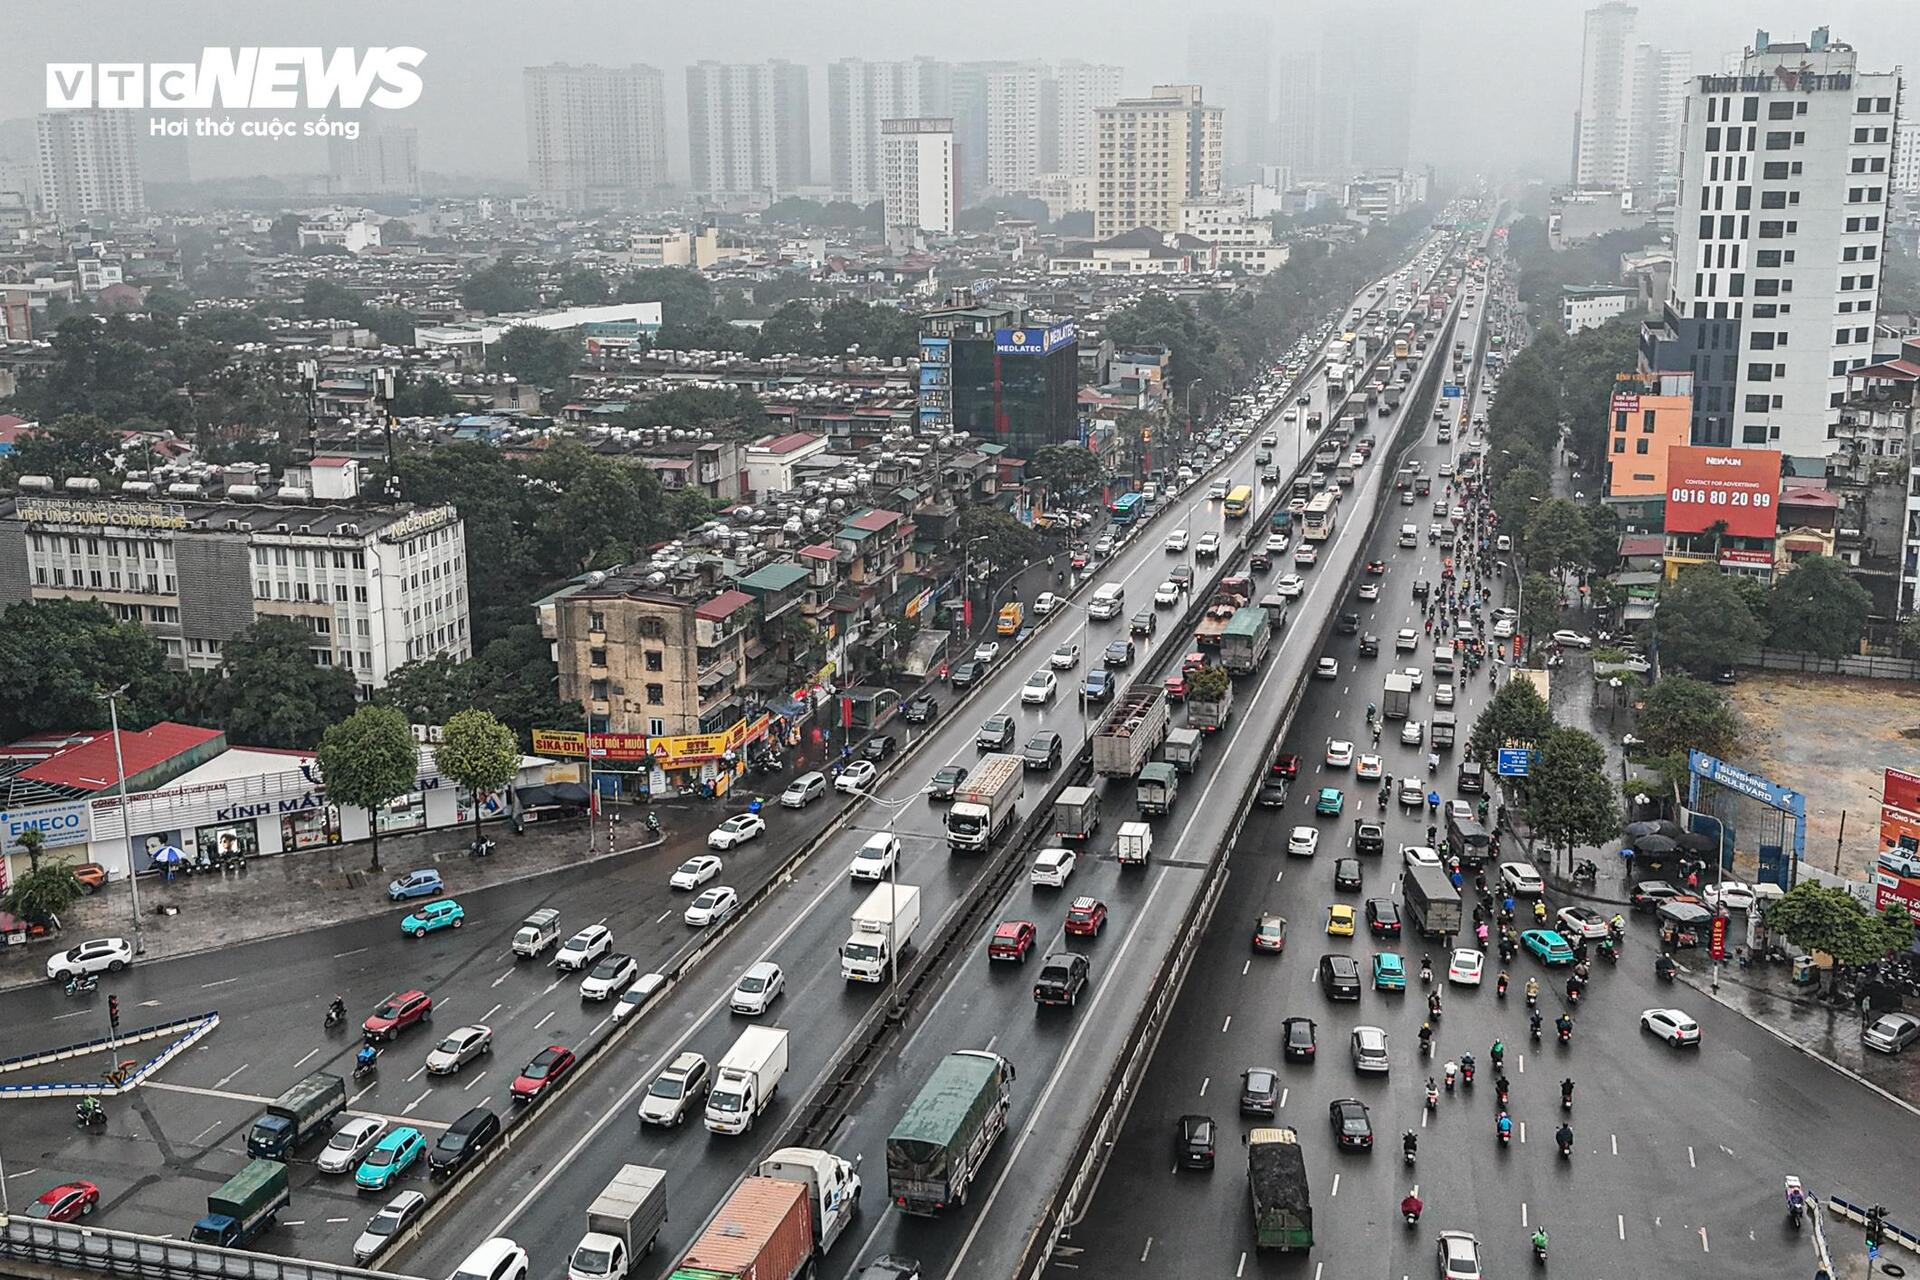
left=1326, top=904, right=1357, bottom=938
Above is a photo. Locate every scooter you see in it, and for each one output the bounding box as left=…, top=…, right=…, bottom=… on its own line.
left=324, top=1002, right=346, bottom=1030
left=645, top=813, right=662, bottom=835
left=1786, top=1176, right=1806, bottom=1229
left=75, top=1100, right=106, bottom=1129
left=353, top=1049, right=380, bottom=1082
left=1533, top=1236, right=1549, bottom=1264
left=64, top=974, right=98, bottom=998
left=1558, top=1024, right=1573, bottom=1046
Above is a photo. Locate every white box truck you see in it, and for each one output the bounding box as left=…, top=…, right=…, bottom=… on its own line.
left=706, top=1026, right=789, bottom=1135
left=568, top=1165, right=668, bottom=1280
left=1115, top=821, right=1153, bottom=867
left=947, top=754, right=1023, bottom=852
left=841, top=883, right=922, bottom=983
left=758, top=1148, right=864, bottom=1256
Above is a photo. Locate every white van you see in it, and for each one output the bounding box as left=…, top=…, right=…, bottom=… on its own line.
left=1088, top=583, right=1125, bottom=619
left=1433, top=644, right=1455, bottom=676
left=1398, top=524, right=1418, bottom=549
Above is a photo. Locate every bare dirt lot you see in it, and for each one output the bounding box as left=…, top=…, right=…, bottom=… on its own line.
left=1730, top=671, right=1920, bottom=878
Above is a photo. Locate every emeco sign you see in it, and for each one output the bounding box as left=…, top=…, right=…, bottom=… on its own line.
left=3, top=801, right=92, bottom=854
left=47, top=48, right=426, bottom=110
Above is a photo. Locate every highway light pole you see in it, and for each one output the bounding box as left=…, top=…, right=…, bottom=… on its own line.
left=99, top=685, right=146, bottom=958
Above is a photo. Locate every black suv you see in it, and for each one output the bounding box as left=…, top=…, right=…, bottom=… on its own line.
left=1175, top=1114, right=1217, bottom=1170
left=1336, top=613, right=1360, bottom=635
left=1355, top=822, right=1384, bottom=857
left=1033, top=953, right=1090, bottom=1008
left=1319, top=954, right=1362, bottom=1001
left=1240, top=1067, right=1280, bottom=1116
left=977, top=715, right=1015, bottom=751
left=903, top=694, right=939, bottom=724
left=1358, top=633, right=1380, bottom=657
left=1282, top=1016, right=1317, bottom=1062
left=430, top=1105, right=501, bottom=1178
left=1365, top=897, right=1401, bottom=937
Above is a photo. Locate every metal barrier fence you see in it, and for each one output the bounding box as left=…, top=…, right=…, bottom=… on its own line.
left=0, top=1218, right=428, bottom=1280
left=0, top=1013, right=220, bottom=1100
left=1744, top=648, right=1920, bottom=682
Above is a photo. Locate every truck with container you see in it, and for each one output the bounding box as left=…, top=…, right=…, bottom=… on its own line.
left=1136, top=761, right=1180, bottom=817
left=1115, top=820, right=1153, bottom=867
left=1184, top=666, right=1234, bottom=733
left=886, top=1049, right=1016, bottom=1217
left=841, top=884, right=921, bottom=984
left=190, top=1160, right=290, bottom=1249
left=947, top=754, right=1023, bottom=851
left=1220, top=607, right=1272, bottom=675
left=1247, top=1128, right=1313, bottom=1252
left=1385, top=385, right=1404, bottom=411
left=568, top=1165, right=669, bottom=1280
left=705, top=1026, right=789, bottom=1135
left=1092, top=686, right=1169, bottom=779
left=245, top=1071, right=345, bottom=1159
left=1429, top=712, right=1456, bottom=751
left=757, top=1148, right=864, bottom=1256
left=512, top=908, right=562, bottom=958
left=1382, top=672, right=1414, bottom=721
left=1163, top=727, right=1204, bottom=773
left=1404, top=862, right=1462, bottom=939
left=667, top=1176, right=813, bottom=1280
left=1194, top=583, right=1253, bottom=651
left=1053, top=785, right=1100, bottom=841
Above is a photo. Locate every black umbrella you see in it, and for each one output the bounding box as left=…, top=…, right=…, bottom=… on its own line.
left=1623, top=820, right=1665, bottom=838
left=1633, top=833, right=1679, bottom=855
left=1676, top=831, right=1718, bottom=853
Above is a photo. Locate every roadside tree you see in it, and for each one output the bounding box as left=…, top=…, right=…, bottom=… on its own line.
left=211, top=618, right=357, bottom=750
left=1, top=864, right=84, bottom=927
left=1517, top=574, right=1560, bottom=658
left=1653, top=567, right=1763, bottom=675
left=1766, top=555, right=1871, bottom=658
left=435, top=709, right=522, bottom=847
left=1468, top=677, right=1553, bottom=765
left=1763, top=884, right=1910, bottom=971
left=316, top=705, right=419, bottom=871
left=1521, top=726, right=1618, bottom=869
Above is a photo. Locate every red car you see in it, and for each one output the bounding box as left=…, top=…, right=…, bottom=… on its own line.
left=1069, top=550, right=1090, bottom=570
left=1164, top=673, right=1188, bottom=701
left=1181, top=651, right=1207, bottom=675
left=511, top=1044, right=577, bottom=1103
left=1271, top=753, right=1301, bottom=780
left=1064, top=897, right=1109, bottom=937
left=1365, top=560, right=1386, bottom=575
left=988, top=919, right=1037, bottom=962
left=362, top=990, right=432, bottom=1041
left=26, top=1181, right=99, bottom=1221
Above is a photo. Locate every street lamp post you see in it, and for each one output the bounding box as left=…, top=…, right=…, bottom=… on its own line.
left=99, top=685, right=146, bottom=957
left=1185, top=379, right=1205, bottom=451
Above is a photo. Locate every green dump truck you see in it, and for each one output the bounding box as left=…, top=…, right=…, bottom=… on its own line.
left=246, top=1070, right=346, bottom=1157
left=886, top=1050, right=1015, bottom=1217
left=1247, top=1127, right=1312, bottom=1251
left=191, top=1159, right=290, bottom=1249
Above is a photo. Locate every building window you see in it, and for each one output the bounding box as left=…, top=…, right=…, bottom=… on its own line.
left=1745, top=395, right=1772, bottom=413
left=587, top=610, right=605, bottom=631
left=590, top=679, right=608, bottom=701
left=1765, top=132, right=1792, bottom=150
left=645, top=650, right=664, bottom=671
left=1747, top=363, right=1773, bottom=382
left=1772, top=101, right=1797, bottom=120
left=646, top=682, right=665, bottom=704
left=1635, top=438, right=1650, bottom=454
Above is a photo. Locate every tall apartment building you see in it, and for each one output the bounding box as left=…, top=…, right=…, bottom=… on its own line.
left=1640, top=28, right=1900, bottom=464
left=1094, top=85, right=1224, bottom=238
left=328, top=126, right=421, bottom=197
left=36, top=110, right=143, bottom=221
left=881, top=118, right=956, bottom=252
left=1895, top=120, right=1920, bottom=196
left=1052, top=60, right=1124, bottom=182
left=0, top=493, right=469, bottom=697
left=1317, top=12, right=1414, bottom=176
left=1188, top=13, right=1273, bottom=180
left=686, top=60, right=813, bottom=200
left=1573, top=4, right=1691, bottom=194
left=523, top=64, right=668, bottom=210
left=982, top=61, right=1055, bottom=197
left=1273, top=51, right=1317, bottom=175
left=828, top=58, right=952, bottom=205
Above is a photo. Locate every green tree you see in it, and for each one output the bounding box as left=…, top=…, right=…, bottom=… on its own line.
left=1763, top=883, right=1908, bottom=970
left=14, top=828, right=46, bottom=875
left=1468, top=676, right=1554, bottom=766
left=1026, top=444, right=1106, bottom=501
left=753, top=301, right=820, bottom=354
left=379, top=625, right=580, bottom=749
left=434, top=709, right=521, bottom=845
left=959, top=507, right=1042, bottom=583
left=614, top=385, right=766, bottom=433
left=391, top=373, right=459, bottom=418
left=0, top=599, right=170, bottom=740
left=616, top=267, right=715, bottom=323
left=267, top=212, right=303, bottom=254
left=302, top=279, right=366, bottom=323
left=462, top=259, right=538, bottom=313
left=1521, top=725, right=1618, bottom=868
left=365, top=305, right=420, bottom=347
left=315, top=704, right=419, bottom=870
left=0, top=412, right=122, bottom=484
left=557, top=267, right=610, bottom=305
left=1636, top=675, right=1740, bottom=760
left=1581, top=502, right=1620, bottom=575
left=210, top=618, right=358, bottom=749
left=1, top=863, right=85, bottom=926
left=1766, top=555, right=1871, bottom=658
left=1522, top=498, right=1592, bottom=575
left=1518, top=573, right=1561, bottom=658
left=185, top=309, right=273, bottom=345
left=1654, top=567, right=1765, bottom=675
left=489, top=325, right=579, bottom=392
left=1494, top=464, right=1547, bottom=526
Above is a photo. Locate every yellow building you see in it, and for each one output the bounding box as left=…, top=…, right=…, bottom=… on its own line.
left=1093, top=85, right=1224, bottom=239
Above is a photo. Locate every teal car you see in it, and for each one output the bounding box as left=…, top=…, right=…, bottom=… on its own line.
left=1372, top=952, right=1406, bottom=990
left=1315, top=787, right=1345, bottom=817
left=1521, top=928, right=1575, bottom=966
left=400, top=898, right=464, bottom=938
left=354, top=1126, right=426, bottom=1190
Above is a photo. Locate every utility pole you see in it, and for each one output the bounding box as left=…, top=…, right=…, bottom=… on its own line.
left=101, top=686, right=146, bottom=957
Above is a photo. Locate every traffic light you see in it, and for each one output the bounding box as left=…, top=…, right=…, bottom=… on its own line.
left=1866, top=1204, right=1886, bottom=1249
left=107, top=994, right=119, bottom=1028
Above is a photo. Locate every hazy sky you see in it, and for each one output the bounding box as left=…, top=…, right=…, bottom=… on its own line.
left=7, top=0, right=1920, bottom=186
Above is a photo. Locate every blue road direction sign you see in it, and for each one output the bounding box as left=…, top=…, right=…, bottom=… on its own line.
left=1443, top=384, right=1462, bottom=397
left=1497, top=747, right=1533, bottom=777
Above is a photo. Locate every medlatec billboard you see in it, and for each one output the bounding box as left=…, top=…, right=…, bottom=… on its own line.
left=1663, top=446, right=1782, bottom=540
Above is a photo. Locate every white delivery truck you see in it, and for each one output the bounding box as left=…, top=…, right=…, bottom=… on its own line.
left=758, top=1148, right=864, bottom=1256
left=841, top=884, right=922, bottom=983
left=568, top=1165, right=669, bottom=1280
left=706, top=1026, right=790, bottom=1135
left=947, top=754, right=1023, bottom=852
left=1115, top=821, right=1153, bottom=867
left=512, top=908, right=561, bottom=958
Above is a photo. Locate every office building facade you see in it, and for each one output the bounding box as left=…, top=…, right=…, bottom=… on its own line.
left=1094, top=85, right=1224, bottom=238
left=686, top=60, right=812, bottom=200
left=523, top=64, right=668, bottom=210
left=1573, top=4, right=1691, bottom=195
left=920, top=301, right=1079, bottom=457
left=37, top=110, right=143, bottom=221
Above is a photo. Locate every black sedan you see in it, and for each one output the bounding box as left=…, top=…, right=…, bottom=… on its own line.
left=859, top=735, right=896, bottom=763
left=1365, top=897, right=1401, bottom=937
left=1257, top=778, right=1290, bottom=808
left=1175, top=1114, right=1216, bottom=1170
left=1282, top=1016, right=1317, bottom=1062
left=1239, top=1067, right=1280, bottom=1116
left=903, top=694, right=939, bottom=724
left=949, top=661, right=983, bottom=690
left=926, top=765, right=968, bottom=801
left=1104, top=640, right=1136, bottom=668
left=1329, top=1098, right=1373, bottom=1150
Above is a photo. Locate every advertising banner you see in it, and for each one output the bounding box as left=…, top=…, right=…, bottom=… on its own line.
left=993, top=323, right=1076, bottom=356
left=1664, top=446, right=1782, bottom=539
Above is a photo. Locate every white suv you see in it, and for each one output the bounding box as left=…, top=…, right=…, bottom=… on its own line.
left=1030, top=848, right=1077, bottom=887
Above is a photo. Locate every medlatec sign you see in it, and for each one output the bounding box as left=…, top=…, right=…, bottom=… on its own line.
left=993, top=323, right=1076, bottom=356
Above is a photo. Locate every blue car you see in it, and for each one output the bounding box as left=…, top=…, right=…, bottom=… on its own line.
left=1372, top=952, right=1406, bottom=991
left=354, top=1126, right=427, bottom=1190
left=401, top=898, right=465, bottom=938
left=1521, top=928, right=1575, bottom=966
left=387, top=869, right=443, bottom=901
left=1315, top=787, right=1345, bottom=817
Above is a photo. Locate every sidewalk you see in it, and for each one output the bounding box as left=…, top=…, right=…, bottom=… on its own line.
left=0, top=808, right=687, bottom=993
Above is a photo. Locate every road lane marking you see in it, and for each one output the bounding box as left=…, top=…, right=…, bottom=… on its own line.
left=404, top=1090, right=430, bottom=1113
left=406, top=1065, right=426, bottom=1083
left=1700, top=1227, right=1709, bottom=1252
left=3, top=1168, right=39, bottom=1180
left=327, top=1218, right=351, bottom=1224
left=1241, top=960, right=1250, bottom=976
left=51, top=1010, right=88, bottom=1021
left=542, top=978, right=562, bottom=996
left=1221, top=1016, right=1231, bottom=1033
left=193, top=1121, right=219, bottom=1142
left=1140, top=1238, right=1152, bottom=1263
left=1619, top=1214, right=1626, bottom=1240
left=656, top=911, right=671, bottom=924
left=1611, top=1133, right=1618, bottom=1155
left=1236, top=1253, right=1246, bottom=1278
left=464, top=1071, right=487, bottom=1091
left=482, top=1003, right=501, bottom=1022
left=293, top=1048, right=318, bottom=1069
left=137, top=999, right=161, bottom=1007
left=212, top=1065, right=249, bottom=1089
left=1521, top=1202, right=1529, bottom=1227
left=985, top=1035, right=998, bottom=1053
left=1330, top=1173, right=1340, bottom=1197
left=1688, top=1145, right=1695, bottom=1167
left=333, top=947, right=366, bottom=959
left=200, top=977, right=240, bottom=989
left=534, top=1010, right=555, bottom=1030
left=1199, top=1077, right=1209, bottom=1097
left=282, top=1220, right=304, bottom=1227
left=491, top=970, right=513, bottom=988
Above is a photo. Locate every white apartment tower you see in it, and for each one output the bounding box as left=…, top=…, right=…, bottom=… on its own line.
left=1642, top=28, right=1900, bottom=464
left=1895, top=120, right=1920, bottom=196
left=983, top=61, right=1055, bottom=197
left=686, top=60, right=813, bottom=200
left=523, top=64, right=668, bottom=210
left=828, top=59, right=951, bottom=205
left=37, top=110, right=143, bottom=221
left=1574, top=4, right=1690, bottom=194
left=1189, top=14, right=1273, bottom=179
left=1094, top=84, right=1225, bottom=239
left=1052, top=60, right=1124, bottom=181
left=328, top=126, right=421, bottom=197
left=881, top=118, right=956, bottom=252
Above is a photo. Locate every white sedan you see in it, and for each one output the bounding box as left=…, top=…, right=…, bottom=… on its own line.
left=1294, top=546, right=1319, bottom=566
left=1551, top=630, right=1593, bottom=649
left=1154, top=581, right=1181, bottom=606
left=670, top=855, right=723, bottom=890
left=1165, top=529, right=1190, bottom=552
left=1032, top=591, right=1063, bottom=616
left=1022, top=670, right=1058, bottom=705
left=1447, top=948, right=1485, bottom=986
left=1265, top=533, right=1290, bottom=553
left=1499, top=861, right=1544, bottom=896
left=318, top=1116, right=389, bottom=1174
left=1400, top=720, right=1424, bottom=746
left=1197, top=532, right=1222, bottom=558
left=1493, top=618, right=1515, bottom=639
left=684, top=886, right=739, bottom=927
left=1434, top=683, right=1455, bottom=707
left=730, top=961, right=785, bottom=1016
left=973, top=640, right=1001, bottom=664
left=424, top=1024, right=493, bottom=1075
left=1275, top=574, right=1306, bottom=598
left=1703, top=882, right=1757, bottom=912
left=1288, top=827, right=1320, bottom=857
left=45, top=937, right=133, bottom=980
left=1395, top=629, right=1419, bottom=652
left=707, top=813, right=766, bottom=850
left=1050, top=643, right=1081, bottom=670
left=835, top=760, right=878, bottom=794
left=1403, top=666, right=1424, bottom=688
left=848, top=833, right=900, bottom=881
left=1402, top=844, right=1442, bottom=870
left=1640, top=1007, right=1702, bottom=1047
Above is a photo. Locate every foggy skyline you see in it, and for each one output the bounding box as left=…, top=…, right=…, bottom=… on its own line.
left=7, top=0, right=1920, bottom=189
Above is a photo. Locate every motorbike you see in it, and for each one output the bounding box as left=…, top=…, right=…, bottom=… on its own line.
left=64, top=974, right=98, bottom=998
left=1496, top=1118, right=1511, bottom=1148
left=1558, top=1024, right=1573, bottom=1046
left=1424, top=1085, right=1438, bottom=1111
left=1557, top=1131, right=1574, bottom=1158
left=1572, top=859, right=1598, bottom=883
left=324, top=1002, right=346, bottom=1029
left=353, top=1049, right=380, bottom=1082
left=1655, top=955, right=1677, bottom=983
left=469, top=837, right=495, bottom=859
left=1533, top=1236, right=1550, bottom=1263
left=75, top=1100, right=106, bottom=1128
left=1786, top=1176, right=1806, bottom=1229
left=645, top=813, right=662, bottom=834
left=1496, top=976, right=1509, bottom=998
